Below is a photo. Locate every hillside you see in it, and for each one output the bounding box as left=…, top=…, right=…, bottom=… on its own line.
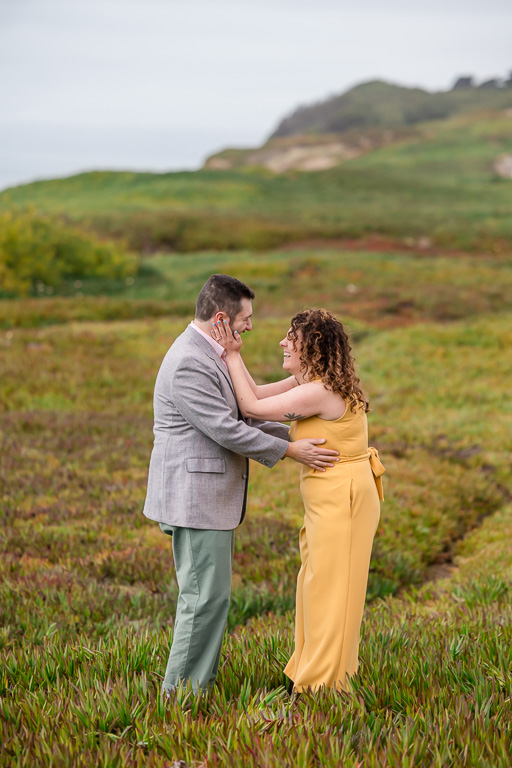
left=2, top=111, right=512, bottom=261
left=270, top=77, right=512, bottom=138
left=205, top=77, right=512, bottom=173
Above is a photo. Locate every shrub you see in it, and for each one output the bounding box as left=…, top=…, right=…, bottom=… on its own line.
left=0, top=208, right=137, bottom=297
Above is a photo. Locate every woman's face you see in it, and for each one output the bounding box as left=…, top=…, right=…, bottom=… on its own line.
left=280, top=327, right=303, bottom=375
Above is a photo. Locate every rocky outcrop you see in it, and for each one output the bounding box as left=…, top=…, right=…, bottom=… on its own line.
left=494, top=154, right=512, bottom=178
left=206, top=140, right=359, bottom=172
left=204, top=127, right=420, bottom=174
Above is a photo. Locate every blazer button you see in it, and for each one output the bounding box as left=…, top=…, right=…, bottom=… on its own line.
left=242, top=473, right=247, bottom=479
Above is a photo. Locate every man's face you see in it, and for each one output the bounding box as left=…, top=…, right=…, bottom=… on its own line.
left=230, top=298, right=253, bottom=334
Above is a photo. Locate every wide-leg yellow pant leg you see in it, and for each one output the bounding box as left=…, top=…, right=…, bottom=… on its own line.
left=284, top=462, right=380, bottom=692
left=284, top=523, right=308, bottom=682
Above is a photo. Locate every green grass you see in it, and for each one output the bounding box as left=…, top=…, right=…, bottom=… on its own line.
left=1, top=245, right=512, bottom=765
left=4, top=309, right=510, bottom=613
left=1, top=247, right=512, bottom=328
left=1, top=568, right=511, bottom=767
left=2, top=113, right=512, bottom=253
left=2, top=505, right=511, bottom=766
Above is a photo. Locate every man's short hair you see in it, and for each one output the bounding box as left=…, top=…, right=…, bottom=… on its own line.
left=195, top=274, right=255, bottom=322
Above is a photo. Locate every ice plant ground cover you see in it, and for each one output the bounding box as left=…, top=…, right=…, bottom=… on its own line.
left=0, top=247, right=511, bottom=766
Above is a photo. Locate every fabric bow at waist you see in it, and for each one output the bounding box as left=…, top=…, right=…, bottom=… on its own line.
left=368, top=446, right=385, bottom=501
left=334, top=447, right=386, bottom=501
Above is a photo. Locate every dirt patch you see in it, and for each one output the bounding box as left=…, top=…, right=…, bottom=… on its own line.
left=277, top=235, right=505, bottom=259
left=423, top=563, right=459, bottom=583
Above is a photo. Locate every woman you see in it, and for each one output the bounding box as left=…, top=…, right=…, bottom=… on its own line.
left=211, top=309, right=385, bottom=693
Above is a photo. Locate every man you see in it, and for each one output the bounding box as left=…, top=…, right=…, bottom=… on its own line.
left=143, top=274, right=338, bottom=693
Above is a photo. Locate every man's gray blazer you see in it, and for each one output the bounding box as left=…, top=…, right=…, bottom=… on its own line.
left=143, top=325, right=290, bottom=530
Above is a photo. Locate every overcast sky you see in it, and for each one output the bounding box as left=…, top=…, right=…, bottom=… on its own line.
left=1, top=0, right=511, bottom=190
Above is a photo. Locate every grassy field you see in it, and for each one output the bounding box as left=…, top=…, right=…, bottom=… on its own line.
left=1, top=244, right=511, bottom=765
left=2, top=247, right=512, bottom=328
left=2, top=113, right=512, bottom=254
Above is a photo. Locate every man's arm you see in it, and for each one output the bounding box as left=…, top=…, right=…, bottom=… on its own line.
left=247, top=418, right=290, bottom=442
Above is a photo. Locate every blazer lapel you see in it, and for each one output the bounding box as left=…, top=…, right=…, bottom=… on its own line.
left=184, top=325, right=236, bottom=397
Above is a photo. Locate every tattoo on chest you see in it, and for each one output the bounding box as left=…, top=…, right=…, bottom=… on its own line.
left=284, top=412, right=304, bottom=421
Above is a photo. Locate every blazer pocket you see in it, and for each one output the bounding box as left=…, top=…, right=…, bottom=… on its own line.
left=186, top=458, right=226, bottom=474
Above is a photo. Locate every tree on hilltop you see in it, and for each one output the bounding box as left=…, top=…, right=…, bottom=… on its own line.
left=452, top=76, right=474, bottom=90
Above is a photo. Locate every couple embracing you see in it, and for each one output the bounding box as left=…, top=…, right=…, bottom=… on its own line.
left=143, top=274, right=385, bottom=695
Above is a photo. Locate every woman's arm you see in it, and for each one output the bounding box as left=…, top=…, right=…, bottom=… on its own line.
left=230, top=356, right=322, bottom=421
left=211, top=320, right=321, bottom=422
left=214, top=322, right=297, bottom=399
left=240, top=357, right=298, bottom=399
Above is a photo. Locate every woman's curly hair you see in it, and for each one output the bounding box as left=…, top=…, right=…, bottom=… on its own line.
left=289, top=308, right=369, bottom=413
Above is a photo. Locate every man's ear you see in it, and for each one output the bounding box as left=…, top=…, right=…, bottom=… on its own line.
left=215, top=311, right=227, bottom=323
